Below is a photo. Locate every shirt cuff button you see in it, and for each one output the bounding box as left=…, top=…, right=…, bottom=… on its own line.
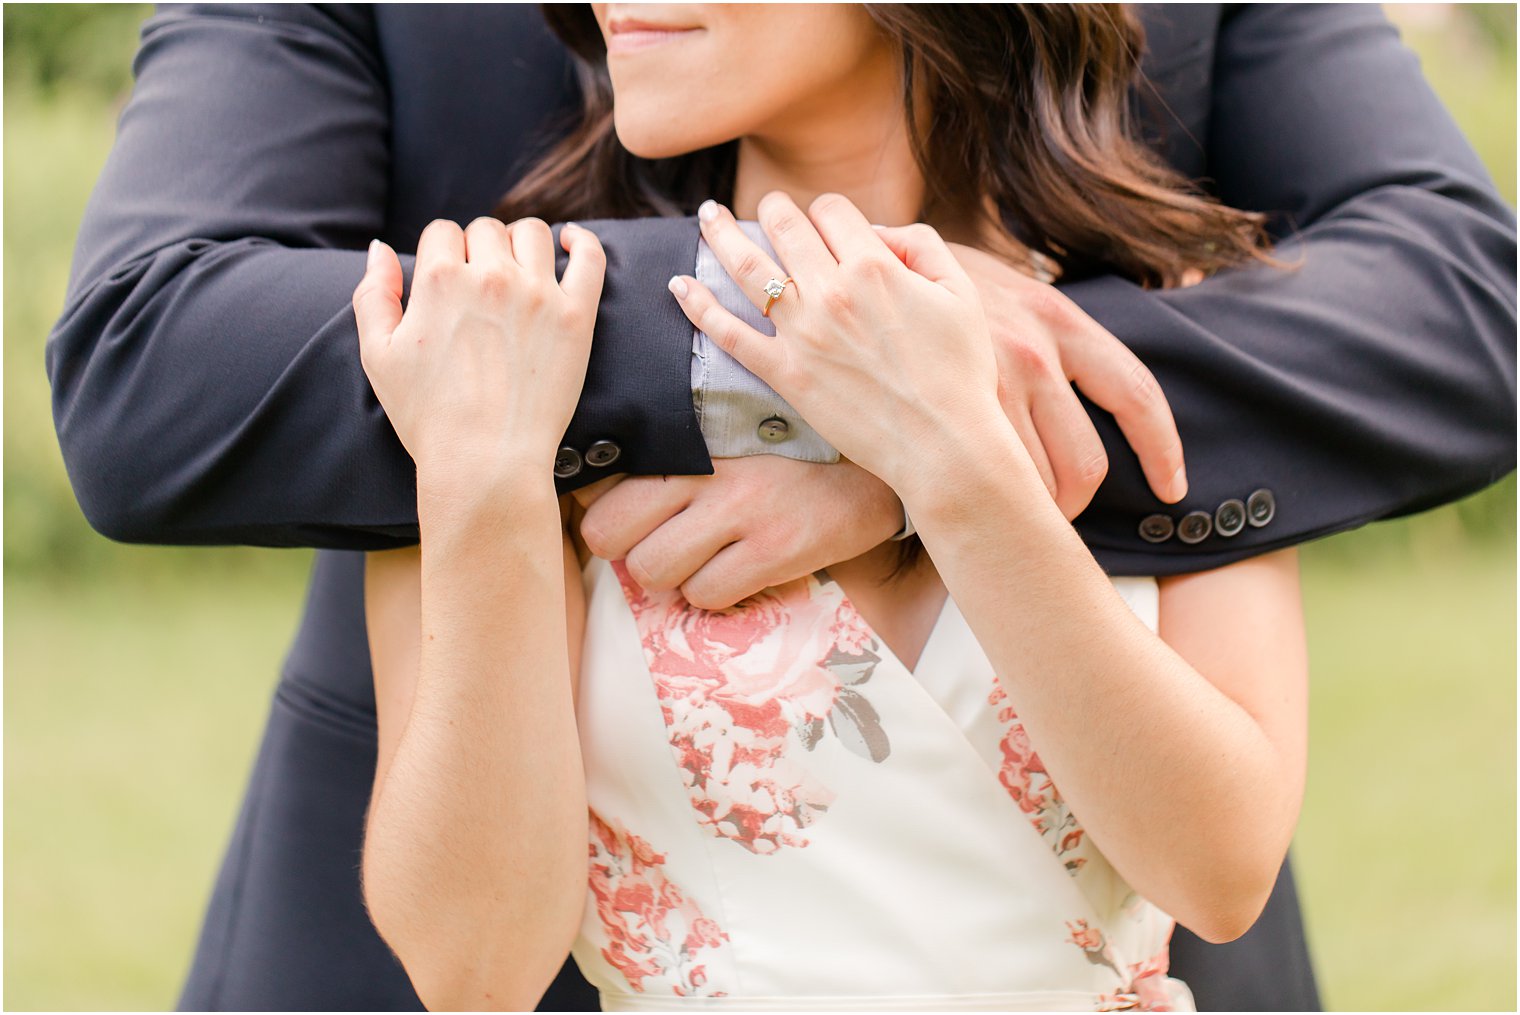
left=757, top=416, right=790, bottom=443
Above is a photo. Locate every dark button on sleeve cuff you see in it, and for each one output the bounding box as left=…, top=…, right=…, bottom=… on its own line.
left=1215, top=498, right=1247, bottom=537
left=586, top=440, right=622, bottom=468
left=1177, top=510, right=1213, bottom=544
left=553, top=446, right=583, bottom=479
left=1247, top=488, right=1277, bottom=527
left=1139, top=513, right=1175, bottom=543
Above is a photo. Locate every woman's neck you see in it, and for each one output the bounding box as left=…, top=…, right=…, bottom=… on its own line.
left=729, top=48, right=931, bottom=231
left=732, top=124, right=923, bottom=228
left=730, top=109, right=990, bottom=250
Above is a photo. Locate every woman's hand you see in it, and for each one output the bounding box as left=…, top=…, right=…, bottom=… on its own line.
left=354, top=216, right=601, bottom=1008
left=668, top=193, right=1009, bottom=500
left=352, top=217, right=606, bottom=491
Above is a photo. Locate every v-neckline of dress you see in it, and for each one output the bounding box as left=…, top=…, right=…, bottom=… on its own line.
left=821, top=569, right=959, bottom=682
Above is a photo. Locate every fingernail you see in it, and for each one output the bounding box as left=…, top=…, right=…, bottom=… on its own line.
left=1169, top=465, right=1188, bottom=501
left=871, top=223, right=887, bottom=231
left=563, top=221, right=579, bottom=232
left=697, top=199, right=719, bottom=224
left=668, top=275, right=689, bottom=299
left=366, top=239, right=382, bottom=268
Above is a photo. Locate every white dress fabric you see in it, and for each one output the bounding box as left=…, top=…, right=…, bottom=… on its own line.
left=572, top=555, right=1196, bottom=1012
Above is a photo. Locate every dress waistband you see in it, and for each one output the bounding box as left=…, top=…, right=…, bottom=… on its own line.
left=600, top=978, right=1197, bottom=1012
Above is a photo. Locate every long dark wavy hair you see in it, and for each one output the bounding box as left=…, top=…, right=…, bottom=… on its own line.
left=497, top=4, right=1273, bottom=288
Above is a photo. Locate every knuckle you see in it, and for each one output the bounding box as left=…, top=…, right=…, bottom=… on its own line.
left=757, top=190, right=793, bottom=218
left=757, top=190, right=792, bottom=216
left=624, top=552, right=663, bottom=590
left=767, top=209, right=803, bottom=240
left=714, top=321, right=748, bottom=355
left=809, top=192, right=850, bottom=218
left=850, top=253, right=896, bottom=284
left=575, top=233, right=607, bottom=262
left=465, top=215, right=507, bottom=236
left=579, top=517, right=613, bottom=559
left=1002, top=335, right=1051, bottom=379
left=421, top=218, right=462, bottom=241
left=514, top=216, right=551, bottom=240
left=1028, top=285, right=1076, bottom=329
left=1075, top=447, right=1110, bottom=486
left=476, top=268, right=512, bottom=301
left=741, top=527, right=781, bottom=564
left=351, top=281, right=379, bottom=311
left=1125, top=360, right=1162, bottom=409
left=732, top=250, right=767, bottom=283
left=818, top=281, right=855, bottom=317
left=692, top=298, right=721, bottom=330
left=902, top=222, right=940, bottom=250
left=520, top=283, right=550, bottom=311
left=679, top=575, right=718, bottom=611
left=698, top=306, right=736, bottom=346
left=761, top=206, right=804, bottom=240
left=416, top=260, right=458, bottom=288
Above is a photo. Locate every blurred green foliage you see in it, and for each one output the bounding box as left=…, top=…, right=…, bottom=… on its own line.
left=1295, top=542, right=1515, bottom=1011
left=3, top=4, right=150, bottom=99
left=4, top=2, right=309, bottom=584
left=3, top=4, right=1514, bottom=1012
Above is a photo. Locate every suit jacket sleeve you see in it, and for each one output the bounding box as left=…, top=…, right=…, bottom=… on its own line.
left=44, top=4, right=709, bottom=550
left=1069, top=4, right=1516, bottom=576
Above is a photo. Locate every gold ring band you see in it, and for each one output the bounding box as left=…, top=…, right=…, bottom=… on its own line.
left=761, top=277, right=794, bottom=318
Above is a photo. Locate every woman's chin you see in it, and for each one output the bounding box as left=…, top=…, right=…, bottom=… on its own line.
left=613, top=120, right=725, bottom=162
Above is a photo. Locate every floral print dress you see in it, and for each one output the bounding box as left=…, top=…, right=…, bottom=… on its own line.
left=571, top=555, right=1196, bottom=1012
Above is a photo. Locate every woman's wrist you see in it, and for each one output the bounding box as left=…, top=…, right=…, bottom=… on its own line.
left=417, top=461, right=560, bottom=540
left=893, top=417, right=1051, bottom=533
left=883, top=401, right=1023, bottom=503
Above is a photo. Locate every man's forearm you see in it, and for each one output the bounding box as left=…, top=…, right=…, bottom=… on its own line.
left=1065, top=4, right=1515, bottom=575
left=46, top=6, right=715, bottom=550
left=50, top=221, right=711, bottom=549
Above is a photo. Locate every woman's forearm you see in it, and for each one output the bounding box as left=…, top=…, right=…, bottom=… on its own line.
left=899, top=423, right=1303, bottom=943
left=363, top=473, right=584, bottom=1010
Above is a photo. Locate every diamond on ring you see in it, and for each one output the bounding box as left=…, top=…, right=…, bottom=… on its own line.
left=762, top=276, right=793, bottom=318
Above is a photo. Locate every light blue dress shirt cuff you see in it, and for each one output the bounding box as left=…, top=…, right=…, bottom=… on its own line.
left=691, top=222, right=841, bottom=464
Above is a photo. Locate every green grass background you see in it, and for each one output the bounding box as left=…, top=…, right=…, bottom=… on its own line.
left=5, top=5, right=1515, bottom=1011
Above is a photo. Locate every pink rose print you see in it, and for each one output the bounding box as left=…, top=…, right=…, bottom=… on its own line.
left=615, top=564, right=890, bottom=853
left=1074, top=923, right=1178, bottom=1012
left=1126, top=949, right=1177, bottom=1012
left=1066, top=919, right=1107, bottom=955
left=588, top=813, right=730, bottom=997
left=990, top=677, right=1092, bottom=876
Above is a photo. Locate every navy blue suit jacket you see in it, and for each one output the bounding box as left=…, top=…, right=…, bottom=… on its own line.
left=44, top=4, right=1516, bottom=1011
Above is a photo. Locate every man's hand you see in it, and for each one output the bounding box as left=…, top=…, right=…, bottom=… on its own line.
left=571, top=234, right=1191, bottom=613
left=951, top=243, right=1189, bottom=519
left=574, top=457, right=901, bottom=610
